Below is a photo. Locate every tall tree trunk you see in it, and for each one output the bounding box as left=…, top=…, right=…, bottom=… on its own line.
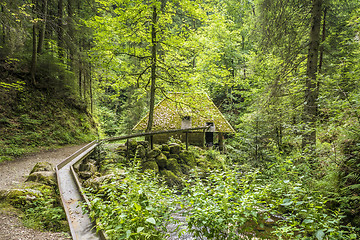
left=67, top=0, right=75, bottom=71
left=302, top=0, right=322, bottom=150
left=146, top=5, right=157, bottom=133
left=30, top=23, right=37, bottom=85
left=79, top=60, right=83, bottom=98
left=0, top=4, right=5, bottom=44
left=318, top=7, right=327, bottom=72
left=37, top=0, right=47, bottom=54
left=89, top=64, right=93, bottom=114
left=57, top=0, right=64, bottom=60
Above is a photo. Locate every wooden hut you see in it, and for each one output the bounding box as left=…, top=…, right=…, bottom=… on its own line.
left=133, top=92, right=235, bottom=148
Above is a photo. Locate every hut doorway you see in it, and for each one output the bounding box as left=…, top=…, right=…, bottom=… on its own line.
left=205, top=122, right=215, bottom=147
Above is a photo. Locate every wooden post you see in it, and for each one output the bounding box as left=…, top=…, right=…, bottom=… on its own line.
left=150, top=135, right=154, bottom=149
left=126, top=139, right=129, bottom=161
left=202, top=129, right=206, bottom=148
left=219, top=132, right=224, bottom=152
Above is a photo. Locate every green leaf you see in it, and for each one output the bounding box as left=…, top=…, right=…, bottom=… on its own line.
left=280, top=198, right=293, bottom=206
left=146, top=217, right=156, bottom=225
left=134, top=202, right=141, bottom=211
left=315, top=230, right=325, bottom=240
left=303, top=218, right=314, bottom=224
left=126, top=229, right=131, bottom=239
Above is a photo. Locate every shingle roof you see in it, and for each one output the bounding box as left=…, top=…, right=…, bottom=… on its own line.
left=133, top=92, right=235, bottom=133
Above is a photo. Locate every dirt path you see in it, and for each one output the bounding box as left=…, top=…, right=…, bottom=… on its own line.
left=0, top=144, right=86, bottom=190
left=0, top=144, right=86, bottom=240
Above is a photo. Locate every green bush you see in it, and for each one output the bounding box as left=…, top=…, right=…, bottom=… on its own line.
left=86, top=167, right=177, bottom=240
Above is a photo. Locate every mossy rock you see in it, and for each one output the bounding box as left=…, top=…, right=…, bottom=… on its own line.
left=126, top=139, right=138, bottom=152
left=79, top=162, right=97, bottom=173
left=162, top=150, right=170, bottom=158
left=83, top=173, right=116, bottom=192
left=169, top=154, right=179, bottom=160
left=30, top=162, right=54, bottom=174
left=169, top=143, right=182, bottom=154
left=160, top=170, right=182, bottom=187
left=137, top=141, right=150, bottom=150
left=2, top=188, right=42, bottom=205
left=26, top=171, right=57, bottom=186
left=142, top=160, right=159, bottom=173
left=156, top=153, right=167, bottom=169
left=196, top=158, right=212, bottom=169
left=78, top=171, right=93, bottom=179
left=179, top=150, right=196, bottom=167
left=161, top=144, right=170, bottom=152
left=147, top=148, right=161, bottom=159
left=136, top=144, right=147, bottom=159
left=166, top=158, right=182, bottom=175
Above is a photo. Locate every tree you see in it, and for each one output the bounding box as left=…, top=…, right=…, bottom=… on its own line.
left=302, top=0, right=322, bottom=150
left=88, top=0, right=206, bottom=132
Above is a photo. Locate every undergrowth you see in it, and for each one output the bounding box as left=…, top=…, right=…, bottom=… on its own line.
left=84, top=142, right=358, bottom=240
left=0, top=84, right=98, bottom=162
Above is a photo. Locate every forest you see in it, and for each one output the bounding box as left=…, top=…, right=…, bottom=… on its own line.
left=0, top=0, right=360, bottom=239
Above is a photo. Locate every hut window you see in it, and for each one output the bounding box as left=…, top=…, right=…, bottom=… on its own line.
left=181, top=116, right=191, bottom=129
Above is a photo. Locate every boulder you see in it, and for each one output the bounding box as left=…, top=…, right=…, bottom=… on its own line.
left=147, top=148, right=161, bottom=159
left=83, top=174, right=116, bottom=192
left=126, top=139, right=138, bottom=153
left=78, top=171, right=93, bottom=179
left=142, top=161, right=159, bottom=173
left=169, top=143, right=182, bottom=154
left=161, top=144, right=170, bottom=152
left=166, top=158, right=182, bottom=175
left=79, top=162, right=97, bottom=173
left=1, top=188, right=42, bottom=205
left=156, top=153, right=167, bottom=169
left=179, top=151, right=196, bottom=167
left=162, top=150, right=170, bottom=158
left=135, top=144, right=146, bottom=159
left=160, top=170, right=182, bottom=187
left=169, top=154, right=179, bottom=160
left=30, top=162, right=54, bottom=174
left=137, top=141, right=150, bottom=150
left=26, top=171, right=57, bottom=186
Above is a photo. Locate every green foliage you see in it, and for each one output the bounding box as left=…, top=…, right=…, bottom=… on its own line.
left=11, top=185, right=69, bottom=232
left=182, top=168, right=268, bottom=239
left=86, top=167, right=176, bottom=240
left=0, top=84, right=97, bottom=162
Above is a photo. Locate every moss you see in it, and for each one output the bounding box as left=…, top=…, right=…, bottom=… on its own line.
left=160, top=170, right=182, bottom=188
left=2, top=189, right=42, bottom=206
left=133, top=93, right=235, bottom=133
left=166, top=158, right=182, bottom=176
left=126, top=139, right=138, bottom=153
left=30, top=162, right=54, bottom=174
left=156, top=153, right=167, bottom=169
left=161, top=144, right=170, bottom=151
left=179, top=150, right=196, bottom=167
left=147, top=148, right=161, bottom=159
left=142, top=161, right=159, bottom=173
left=169, top=144, right=182, bottom=154
left=135, top=144, right=146, bottom=158
left=26, top=171, right=57, bottom=186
